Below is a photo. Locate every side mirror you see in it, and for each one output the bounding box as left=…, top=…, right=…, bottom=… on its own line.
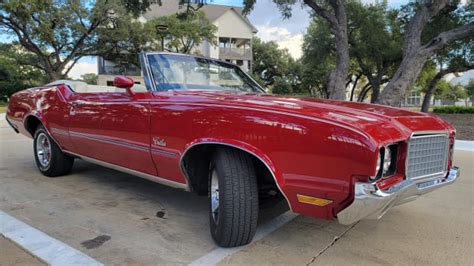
left=114, top=76, right=135, bottom=96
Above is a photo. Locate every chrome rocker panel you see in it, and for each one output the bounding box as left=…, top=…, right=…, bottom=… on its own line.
left=337, top=166, right=460, bottom=225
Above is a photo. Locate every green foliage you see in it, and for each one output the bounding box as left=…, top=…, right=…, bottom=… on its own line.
left=0, top=43, right=47, bottom=100
left=97, top=10, right=217, bottom=68
left=149, top=10, right=217, bottom=53
left=433, top=106, right=474, bottom=114
left=80, top=73, right=98, bottom=85
left=0, top=0, right=123, bottom=81
left=271, top=76, right=292, bottom=94
left=252, top=37, right=294, bottom=86
left=434, top=80, right=467, bottom=102
left=466, top=78, right=474, bottom=99
left=301, top=17, right=334, bottom=97
left=96, top=16, right=158, bottom=68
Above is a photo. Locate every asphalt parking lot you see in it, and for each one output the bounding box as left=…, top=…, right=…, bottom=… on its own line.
left=1, top=119, right=473, bottom=265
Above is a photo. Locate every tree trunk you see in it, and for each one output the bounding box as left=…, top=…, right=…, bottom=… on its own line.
left=369, top=78, right=382, bottom=103
left=349, top=74, right=361, bottom=101
left=421, top=71, right=445, bottom=112
left=421, top=65, right=473, bottom=112
left=375, top=0, right=474, bottom=106
left=304, top=0, right=349, bottom=100
left=327, top=28, right=350, bottom=100
left=46, top=71, right=64, bottom=82
left=358, top=84, right=371, bottom=102
left=377, top=52, right=428, bottom=106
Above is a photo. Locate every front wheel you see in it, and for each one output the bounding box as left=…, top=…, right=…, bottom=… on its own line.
left=209, top=148, right=259, bottom=247
left=33, top=125, right=74, bottom=177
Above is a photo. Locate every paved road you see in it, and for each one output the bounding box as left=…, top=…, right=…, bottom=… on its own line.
left=0, top=121, right=473, bottom=265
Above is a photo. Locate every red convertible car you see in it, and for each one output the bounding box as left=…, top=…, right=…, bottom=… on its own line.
left=6, top=52, right=459, bottom=247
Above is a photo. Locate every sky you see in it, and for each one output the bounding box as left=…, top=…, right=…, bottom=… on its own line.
left=54, top=0, right=468, bottom=80
left=70, top=0, right=410, bottom=78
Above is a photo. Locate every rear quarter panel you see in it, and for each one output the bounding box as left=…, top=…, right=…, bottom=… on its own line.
left=7, top=85, right=73, bottom=150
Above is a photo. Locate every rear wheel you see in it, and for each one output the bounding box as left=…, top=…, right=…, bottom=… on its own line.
left=33, top=125, right=74, bottom=177
left=209, top=148, right=259, bottom=247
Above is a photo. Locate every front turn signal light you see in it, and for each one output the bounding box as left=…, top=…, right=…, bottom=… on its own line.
left=297, top=194, right=332, bottom=206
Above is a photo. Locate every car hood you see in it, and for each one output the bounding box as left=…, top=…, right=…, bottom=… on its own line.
left=172, top=90, right=453, bottom=142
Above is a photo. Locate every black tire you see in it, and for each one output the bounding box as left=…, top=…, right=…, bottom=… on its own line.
left=33, top=125, right=74, bottom=177
left=209, top=147, right=259, bottom=247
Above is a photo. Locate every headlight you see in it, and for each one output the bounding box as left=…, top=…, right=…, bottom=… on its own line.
left=383, top=147, right=392, bottom=172
left=370, top=144, right=398, bottom=182
left=370, top=151, right=383, bottom=181
left=382, top=144, right=398, bottom=178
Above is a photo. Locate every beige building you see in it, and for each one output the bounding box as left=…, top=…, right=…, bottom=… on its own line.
left=97, top=1, right=257, bottom=86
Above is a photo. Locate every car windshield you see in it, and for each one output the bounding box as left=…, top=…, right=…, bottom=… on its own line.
left=146, top=53, right=264, bottom=93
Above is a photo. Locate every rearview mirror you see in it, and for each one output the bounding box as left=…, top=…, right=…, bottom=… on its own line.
left=114, top=76, right=135, bottom=96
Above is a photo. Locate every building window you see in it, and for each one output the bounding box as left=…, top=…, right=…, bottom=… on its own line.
left=236, top=60, right=243, bottom=66
left=219, top=37, right=230, bottom=48
left=106, top=81, right=114, bottom=86
left=134, top=81, right=141, bottom=84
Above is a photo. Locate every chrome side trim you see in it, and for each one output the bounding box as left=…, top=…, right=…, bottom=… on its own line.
left=65, top=151, right=190, bottom=191
left=337, top=166, right=459, bottom=225
left=68, top=131, right=178, bottom=157
left=180, top=141, right=293, bottom=212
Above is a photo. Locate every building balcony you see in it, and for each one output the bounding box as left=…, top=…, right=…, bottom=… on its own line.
left=219, top=47, right=252, bottom=60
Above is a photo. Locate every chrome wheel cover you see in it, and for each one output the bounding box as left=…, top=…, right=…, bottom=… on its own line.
left=210, top=168, right=220, bottom=223
left=36, top=133, right=51, bottom=167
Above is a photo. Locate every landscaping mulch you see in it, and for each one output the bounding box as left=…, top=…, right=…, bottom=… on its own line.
left=433, top=113, right=474, bottom=140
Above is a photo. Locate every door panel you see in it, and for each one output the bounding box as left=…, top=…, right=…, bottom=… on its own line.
left=68, top=92, right=157, bottom=176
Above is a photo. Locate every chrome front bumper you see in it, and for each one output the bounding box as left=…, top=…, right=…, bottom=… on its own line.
left=337, top=167, right=460, bottom=225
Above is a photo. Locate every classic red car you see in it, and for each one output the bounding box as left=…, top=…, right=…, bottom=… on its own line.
left=6, top=52, right=459, bottom=247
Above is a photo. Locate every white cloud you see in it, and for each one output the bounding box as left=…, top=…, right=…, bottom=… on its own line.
left=256, top=25, right=304, bottom=59
left=67, top=60, right=97, bottom=79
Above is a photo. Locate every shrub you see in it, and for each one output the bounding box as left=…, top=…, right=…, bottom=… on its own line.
left=432, top=106, right=474, bottom=114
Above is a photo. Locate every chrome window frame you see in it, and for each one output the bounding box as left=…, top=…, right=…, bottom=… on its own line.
left=139, top=51, right=266, bottom=93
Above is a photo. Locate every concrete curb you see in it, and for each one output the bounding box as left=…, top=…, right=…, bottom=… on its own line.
left=189, top=211, right=298, bottom=266
left=455, top=140, right=474, bottom=152
left=0, top=211, right=103, bottom=266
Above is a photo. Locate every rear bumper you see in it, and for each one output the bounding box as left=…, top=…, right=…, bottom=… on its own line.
left=337, top=167, right=460, bottom=225
left=5, top=115, right=19, bottom=133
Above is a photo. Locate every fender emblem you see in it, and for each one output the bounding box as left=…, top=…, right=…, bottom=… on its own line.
left=153, top=136, right=167, bottom=147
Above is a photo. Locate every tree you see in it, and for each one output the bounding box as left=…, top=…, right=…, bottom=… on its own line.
left=96, top=9, right=216, bottom=69
left=377, top=0, right=474, bottom=106
left=466, top=78, right=474, bottom=103
left=420, top=55, right=473, bottom=112
left=120, top=0, right=210, bottom=17
left=272, top=76, right=292, bottom=94
left=96, top=15, right=157, bottom=69
left=0, top=0, right=124, bottom=82
left=252, top=37, right=293, bottom=86
left=348, top=2, right=403, bottom=103
left=244, top=0, right=349, bottom=100
left=301, top=2, right=403, bottom=101
left=0, top=43, right=47, bottom=100
left=80, top=73, right=98, bottom=85
left=149, top=10, right=217, bottom=53
left=434, top=80, right=467, bottom=103
left=301, top=16, right=334, bottom=98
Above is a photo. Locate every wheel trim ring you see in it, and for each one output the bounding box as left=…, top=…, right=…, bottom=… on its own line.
left=210, top=168, right=219, bottom=223
left=36, top=133, right=52, bottom=167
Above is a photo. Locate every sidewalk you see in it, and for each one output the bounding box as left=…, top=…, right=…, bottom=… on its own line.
left=0, top=235, right=46, bottom=266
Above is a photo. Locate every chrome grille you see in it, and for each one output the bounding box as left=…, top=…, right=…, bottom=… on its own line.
left=406, top=134, right=449, bottom=180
